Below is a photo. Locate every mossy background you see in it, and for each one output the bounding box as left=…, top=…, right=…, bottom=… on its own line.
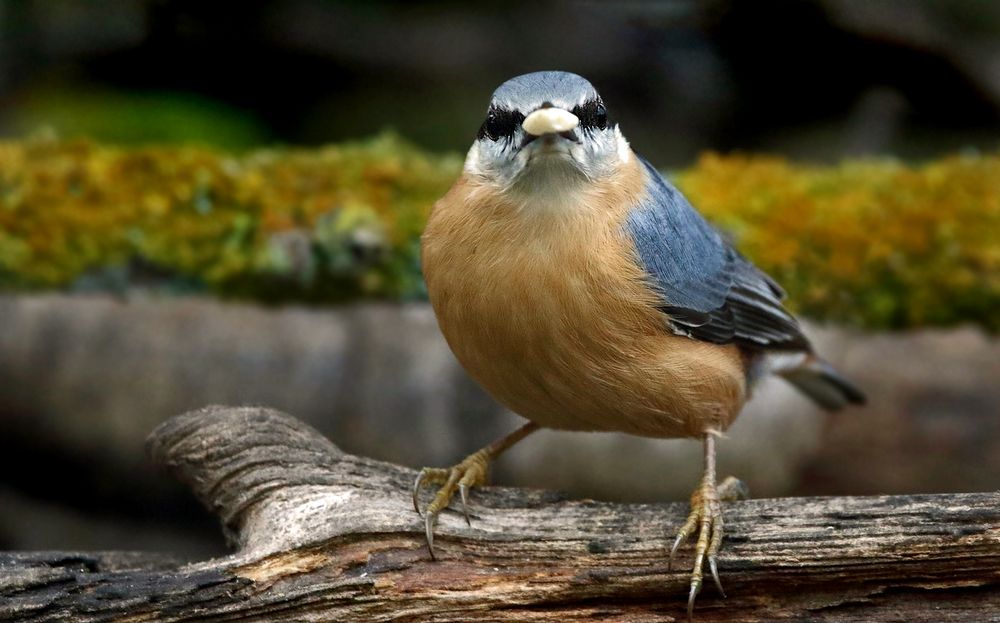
left=0, top=134, right=458, bottom=302
left=0, top=134, right=996, bottom=332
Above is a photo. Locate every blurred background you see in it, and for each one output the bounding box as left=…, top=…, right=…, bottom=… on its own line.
left=0, top=0, right=998, bottom=561
left=4, top=0, right=1000, bottom=160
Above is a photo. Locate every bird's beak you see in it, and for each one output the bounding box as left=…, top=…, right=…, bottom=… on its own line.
left=522, top=108, right=579, bottom=137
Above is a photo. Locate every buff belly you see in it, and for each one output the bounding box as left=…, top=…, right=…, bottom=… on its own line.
left=427, top=271, right=746, bottom=438
left=422, top=171, right=748, bottom=439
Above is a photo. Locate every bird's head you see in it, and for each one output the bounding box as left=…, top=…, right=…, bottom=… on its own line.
left=464, top=71, right=632, bottom=197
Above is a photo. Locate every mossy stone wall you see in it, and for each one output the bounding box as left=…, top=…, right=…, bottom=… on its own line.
left=0, top=135, right=995, bottom=331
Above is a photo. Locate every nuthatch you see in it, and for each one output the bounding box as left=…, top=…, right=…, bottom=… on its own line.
left=415, top=71, right=865, bottom=618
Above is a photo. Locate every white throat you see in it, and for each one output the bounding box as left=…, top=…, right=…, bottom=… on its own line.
left=464, top=129, right=633, bottom=217
left=508, top=156, right=590, bottom=216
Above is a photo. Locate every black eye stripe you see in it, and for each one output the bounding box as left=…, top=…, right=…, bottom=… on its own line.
left=572, top=100, right=609, bottom=130
left=477, top=100, right=609, bottom=141
left=477, top=107, right=524, bottom=141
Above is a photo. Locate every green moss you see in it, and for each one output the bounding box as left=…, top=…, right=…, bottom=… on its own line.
left=0, top=135, right=995, bottom=332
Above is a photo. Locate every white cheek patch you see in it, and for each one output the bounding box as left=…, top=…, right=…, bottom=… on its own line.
left=615, top=126, right=631, bottom=163
left=523, top=108, right=580, bottom=136
left=464, top=142, right=483, bottom=175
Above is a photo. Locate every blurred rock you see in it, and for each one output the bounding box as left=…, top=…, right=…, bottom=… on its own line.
left=796, top=326, right=1000, bottom=495
left=0, top=486, right=221, bottom=559
left=0, top=294, right=507, bottom=469
left=0, top=294, right=996, bottom=556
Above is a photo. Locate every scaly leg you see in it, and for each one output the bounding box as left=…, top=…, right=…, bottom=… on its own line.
left=668, top=433, right=749, bottom=621
left=412, top=421, right=539, bottom=559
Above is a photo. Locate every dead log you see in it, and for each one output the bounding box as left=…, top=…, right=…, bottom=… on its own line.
left=1, top=405, right=998, bottom=622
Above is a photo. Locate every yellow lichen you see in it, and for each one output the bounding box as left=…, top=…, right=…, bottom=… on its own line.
left=0, top=133, right=461, bottom=301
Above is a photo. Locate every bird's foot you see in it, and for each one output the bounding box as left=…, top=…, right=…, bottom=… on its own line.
left=410, top=423, right=540, bottom=560
left=412, top=448, right=491, bottom=559
left=669, top=474, right=748, bottom=620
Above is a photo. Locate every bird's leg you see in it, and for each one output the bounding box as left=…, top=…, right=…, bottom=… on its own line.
left=668, top=433, right=749, bottom=621
left=412, top=421, right=540, bottom=559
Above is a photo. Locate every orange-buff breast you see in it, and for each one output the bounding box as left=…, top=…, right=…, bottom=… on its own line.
left=421, top=158, right=746, bottom=438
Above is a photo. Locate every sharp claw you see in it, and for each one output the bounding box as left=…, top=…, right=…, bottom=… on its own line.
left=668, top=532, right=685, bottom=571
left=424, top=511, right=437, bottom=560
left=412, top=471, right=426, bottom=516
left=709, top=556, right=725, bottom=598
left=687, top=581, right=700, bottom=622
left=459, top=483, right=471, bottom=526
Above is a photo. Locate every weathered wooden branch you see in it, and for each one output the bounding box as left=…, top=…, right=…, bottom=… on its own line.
left=2, top=406, right=999, bottom=622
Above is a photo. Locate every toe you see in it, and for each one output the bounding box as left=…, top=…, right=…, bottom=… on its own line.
left=412, top=467, right=452, bottom=516
left=718, top=476, right=749, bottom=501
left=413, top=460, right=487, bottom=559
left=669, top=507, right=700, bottom=571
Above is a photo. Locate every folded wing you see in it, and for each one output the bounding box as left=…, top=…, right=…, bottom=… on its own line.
left=625, top=158, right=810, bottom=352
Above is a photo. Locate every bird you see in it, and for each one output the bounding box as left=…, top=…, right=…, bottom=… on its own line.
left=415, top=71, right=865, bottom=619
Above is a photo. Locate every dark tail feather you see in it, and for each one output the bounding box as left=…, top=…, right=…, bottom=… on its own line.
left=778, top=355, right=866, bottom=411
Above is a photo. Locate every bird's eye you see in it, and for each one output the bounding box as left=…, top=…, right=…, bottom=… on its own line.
left=573, top=100, right=610, bottom=131
left=486, top=112, right=504, bottom=140
left=478, top=108, right=522, bottom=142
left=594, top=103, right=608, bottom=129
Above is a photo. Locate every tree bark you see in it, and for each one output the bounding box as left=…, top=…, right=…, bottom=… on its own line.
left=2, top=405, right=999, bottom=622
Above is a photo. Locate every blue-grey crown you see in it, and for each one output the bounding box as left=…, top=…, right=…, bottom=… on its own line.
left=490, top=71, right=600, bottom=112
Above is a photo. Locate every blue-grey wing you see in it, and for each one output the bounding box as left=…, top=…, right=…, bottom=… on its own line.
left=625, top=158, right=811, bottom=351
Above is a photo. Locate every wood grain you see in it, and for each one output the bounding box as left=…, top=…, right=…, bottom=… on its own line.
left=2, top=405, right=998, bottom=622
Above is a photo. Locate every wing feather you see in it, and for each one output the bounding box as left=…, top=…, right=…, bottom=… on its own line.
left=625, top=159, right=810, bottom=352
